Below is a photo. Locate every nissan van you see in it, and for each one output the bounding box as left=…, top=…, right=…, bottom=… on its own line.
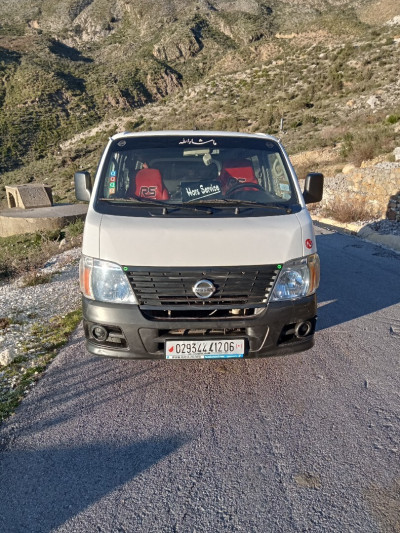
left=75, top=131, right=323, bottom=360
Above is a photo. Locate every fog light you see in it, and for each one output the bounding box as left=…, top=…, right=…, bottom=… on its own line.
left=294, top=321, right=312, bottom=338
left=91, top=325, right=108, bottom=342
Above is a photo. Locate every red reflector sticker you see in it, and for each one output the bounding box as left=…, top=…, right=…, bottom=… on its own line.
left=306, top=239, right=313, bottom=249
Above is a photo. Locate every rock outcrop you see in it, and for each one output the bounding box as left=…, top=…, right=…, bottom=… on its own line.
left=321, top=164, right=400, bottom=221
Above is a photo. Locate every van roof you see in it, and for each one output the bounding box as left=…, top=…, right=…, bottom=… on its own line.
left=110, top=130, right=281, bottom=143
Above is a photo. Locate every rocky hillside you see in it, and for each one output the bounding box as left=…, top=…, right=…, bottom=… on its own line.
left=0, top=0, right=399, bottom=203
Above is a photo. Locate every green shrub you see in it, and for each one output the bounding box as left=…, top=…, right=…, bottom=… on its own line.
left=340, top=132, right=354, bottom=159
left=65, top=218, right=85, bottom=238
left=124, top=116, right=145, bottom=131
left=387, top=114, right=400, bottom=125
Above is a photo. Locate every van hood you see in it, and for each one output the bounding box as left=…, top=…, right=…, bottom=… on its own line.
left=97, top=212, right=314, bottom=267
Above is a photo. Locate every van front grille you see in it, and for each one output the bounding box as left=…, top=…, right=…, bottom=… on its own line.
left=125, top=265, right=279, bottom=309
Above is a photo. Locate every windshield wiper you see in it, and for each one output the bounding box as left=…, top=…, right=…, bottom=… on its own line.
left=190, top=199, right=293, bottom=213
left=98, top=198, right=213, bottom=214
left=99, top=197, right=167, bottom=207
left=231, top=200, right=292, bottom=213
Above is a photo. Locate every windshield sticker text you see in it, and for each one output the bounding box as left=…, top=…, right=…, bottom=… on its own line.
left=181, top=181, right=222, bottom=202
left=179, top=138, right=217, bottom=146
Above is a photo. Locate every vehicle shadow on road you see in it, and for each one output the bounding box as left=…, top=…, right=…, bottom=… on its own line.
left=0, top=330, right=191, bottom=531
left=315, top=230, right=400, bottom=330
left=3, top=354, right=160, bottom=441
left=0, top=328, right=164, bottom=447
left=0, top=434, right=188, bottom=532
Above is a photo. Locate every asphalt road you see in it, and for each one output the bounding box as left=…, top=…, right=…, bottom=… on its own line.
left=0, top=225, right=399, bottom=533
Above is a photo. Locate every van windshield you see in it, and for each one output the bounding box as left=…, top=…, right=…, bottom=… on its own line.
left=96, top=135, right=300, bottom=212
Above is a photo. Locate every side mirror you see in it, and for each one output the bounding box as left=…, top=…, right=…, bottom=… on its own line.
left=74, top=171, right=92, bottom=202
left=303, top=172, right=323, bottom=204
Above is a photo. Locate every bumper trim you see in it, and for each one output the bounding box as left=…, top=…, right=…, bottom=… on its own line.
left=82, top=294, right=317, bottom=360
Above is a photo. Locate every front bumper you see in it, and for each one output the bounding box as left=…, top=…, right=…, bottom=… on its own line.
left=82, top=294, right=317, bottom=360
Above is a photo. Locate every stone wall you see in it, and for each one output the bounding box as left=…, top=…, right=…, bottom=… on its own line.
left=320, top=164, right=400, bottom=221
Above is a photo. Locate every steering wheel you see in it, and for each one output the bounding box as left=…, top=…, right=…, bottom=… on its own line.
left=225, top=181, right=265, bottom=197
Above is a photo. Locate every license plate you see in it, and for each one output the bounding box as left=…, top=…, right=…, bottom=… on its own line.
left=165, top=339, right=245, bottom=360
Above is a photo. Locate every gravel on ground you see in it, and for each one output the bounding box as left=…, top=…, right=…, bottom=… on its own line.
left=0, top=248, right=81, bottom=398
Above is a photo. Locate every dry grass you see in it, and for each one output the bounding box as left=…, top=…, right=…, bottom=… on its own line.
left=0, top=317, right=11, bottom=330
left=0, top=220, right=83, bottom=282
left=340, top=126, right=397, bottom=168
left=321, top=196, right=377, bottom=223
left=20, top=270, right=54, bottom=287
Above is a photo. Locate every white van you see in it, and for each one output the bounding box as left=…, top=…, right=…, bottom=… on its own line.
left=75, top=131, right=323, bottom=360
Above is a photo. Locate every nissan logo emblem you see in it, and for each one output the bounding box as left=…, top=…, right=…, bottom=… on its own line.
left=192, top=279, right=216, bottom=299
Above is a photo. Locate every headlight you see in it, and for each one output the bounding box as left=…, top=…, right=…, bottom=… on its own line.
left=271, top=254, right=320, bottom=301
left=79, top=256, right=137, bottom=304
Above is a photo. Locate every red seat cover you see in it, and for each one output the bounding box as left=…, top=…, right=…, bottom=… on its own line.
left=130, top=169, right=169, bottom=200
left=219, top=159, right=258, bottom=193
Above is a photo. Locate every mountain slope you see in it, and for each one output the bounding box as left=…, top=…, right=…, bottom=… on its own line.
left=0, top=0, right=399, bottom=203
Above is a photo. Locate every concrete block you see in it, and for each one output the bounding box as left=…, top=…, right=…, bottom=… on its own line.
left=0, top=204, right=87, bottom=237
left=358, top=225, right=400, bottom=252
left=6, top=184, right=53, bottom=209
